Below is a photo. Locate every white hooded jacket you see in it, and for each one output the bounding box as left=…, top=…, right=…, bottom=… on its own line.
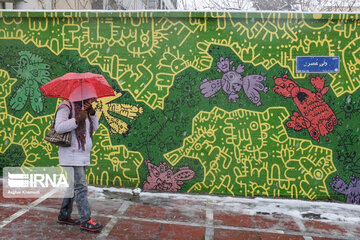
left=54, top=101, right=99, bottom=166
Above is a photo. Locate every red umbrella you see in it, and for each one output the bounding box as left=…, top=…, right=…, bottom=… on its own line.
left=40, top=72, right=115, bottom=101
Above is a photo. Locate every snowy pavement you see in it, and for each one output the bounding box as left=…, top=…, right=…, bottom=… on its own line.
left=1, top=182, right=360, bottom=239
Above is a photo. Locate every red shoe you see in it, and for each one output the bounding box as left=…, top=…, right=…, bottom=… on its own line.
left=80, top=218, right=103, bottom=232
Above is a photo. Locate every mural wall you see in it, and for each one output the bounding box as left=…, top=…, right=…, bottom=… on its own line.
left=0, top=11, right=359, bottom=203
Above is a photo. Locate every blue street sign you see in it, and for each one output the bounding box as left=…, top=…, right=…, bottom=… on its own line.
left=296, top=56, right=340, bottom=73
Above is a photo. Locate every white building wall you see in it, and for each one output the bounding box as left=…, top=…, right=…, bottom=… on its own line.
left=0, top=2, right=13, bottom=9
left=103, top=0, right=146, bottom=10
left=53, top=0, right=92, bottom=10
left=15, top=0, right=52, bottom=9
left=5, top=2, right=13, bottom=9
left=7, top=0, right=176, bottom=10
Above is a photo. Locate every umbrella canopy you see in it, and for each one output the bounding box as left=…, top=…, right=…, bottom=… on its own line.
left=40, top=72, right=115, bottom=101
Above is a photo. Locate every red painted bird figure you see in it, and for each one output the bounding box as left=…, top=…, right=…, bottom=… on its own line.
left=273, top=75, right=338, bottom=142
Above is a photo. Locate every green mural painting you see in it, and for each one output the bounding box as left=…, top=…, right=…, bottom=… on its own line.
left=10, top=51, right=50, bottom=113
left=165, top=106, right=335, bottom=199
left=0, top=11, right=360, bottom=203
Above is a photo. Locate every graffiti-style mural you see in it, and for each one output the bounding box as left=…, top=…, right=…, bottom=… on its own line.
left=10, top=51, right=50, bottom=113
left=200, top=57, right=268, bottom=105
left=330, top=175, right=360, bottom=204
left=143, top=159, right=195, bottom=192
left=94, top=92, right=144, bottom=135
left=0, top=11, right=360, bottom=203
left=273, top=75, right=338, bottom=142
left=165, top=107, right=335, bottom=198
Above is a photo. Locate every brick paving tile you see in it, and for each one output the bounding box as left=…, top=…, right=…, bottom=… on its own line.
left=0, top=197, right=37, bottom=205
left=312, top=237, right=345, bottom=240
left=303, top=220, right=347, bottom=236
left=172, top=199, right=207, bottom=209
left=0, top=209, right=110, bottom=239
left=214, top=228, right=260, bottom=240
left=254, top=214, right=300, bottom=232
left=1, top=183, right=360, bottom=240
left=214, top=211, right=255, bottom=228
left=37, top=197, right=63, bottom=208
left=259, top=232, right=305, bottom=240
left=0, top=193, right=37, bottom=205
left=163, top=208, right=206, bottom=223
left=0, top=183, right=36, bottom=205
left=354, top=227, right=360, bottom=238
left=339, top=223, right=360, bottom=239
left=109, top=218, right=161, bottom=239
left=88, top=198, right=124, bottom=215
left=124, top=204, right=166, bottom=220
left=158, top=223, right=205, bottom=240
left=0, top=206, right=20, bottom=222
left=38, top=198, right=124, bottom=216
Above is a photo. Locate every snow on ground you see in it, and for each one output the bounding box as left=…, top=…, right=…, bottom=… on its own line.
left=88, top=185, right=360, bottom=223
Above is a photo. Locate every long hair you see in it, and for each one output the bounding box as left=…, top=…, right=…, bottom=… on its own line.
left=74, top=101, right=94, bottom=151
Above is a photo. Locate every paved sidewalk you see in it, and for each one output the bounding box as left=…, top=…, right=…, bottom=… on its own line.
left=1, top=181, right=360, bottom=240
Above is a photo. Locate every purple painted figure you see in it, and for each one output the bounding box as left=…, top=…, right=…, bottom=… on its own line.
left=200, top=57, right=268, bottom=106
left=330, top=175, right=360, bottom=204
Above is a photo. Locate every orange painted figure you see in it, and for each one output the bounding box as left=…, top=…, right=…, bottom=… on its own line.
left=273, top=75, right=338, bottom=142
